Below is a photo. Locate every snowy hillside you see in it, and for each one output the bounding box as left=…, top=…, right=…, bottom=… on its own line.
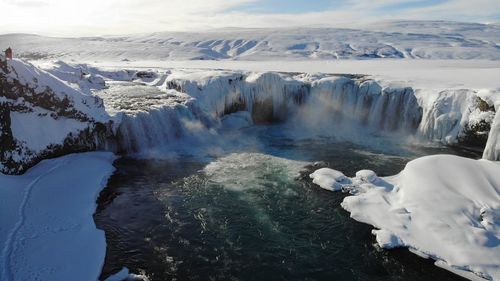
left=0, top=21, right=499, bottom=61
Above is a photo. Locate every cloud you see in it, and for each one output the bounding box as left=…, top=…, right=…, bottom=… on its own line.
left=6, top=0, right=50, bottom=7
left=0, top=0, right=498, bottom=36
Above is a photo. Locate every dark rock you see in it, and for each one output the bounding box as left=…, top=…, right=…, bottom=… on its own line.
left=0, top=57, right=113, bottom=175
left=295, top=161, right=329, bottom=181
left=459, top=97, right=496, bottom=148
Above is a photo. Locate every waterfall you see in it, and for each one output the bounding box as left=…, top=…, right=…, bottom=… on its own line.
left=113, top=71, right=498, bottom=158
left=115, top=72, right=425, bottom=155
left=116, top=103, right=217, bottom=154
left=165, top=72, right=309, bottom=123
left=291, top=77, right=422, bottom=137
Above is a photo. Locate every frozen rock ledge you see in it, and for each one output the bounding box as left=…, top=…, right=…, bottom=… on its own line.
left=310, top=154, right=500, bottom=281
left=0, top=152, right=116, bottom=281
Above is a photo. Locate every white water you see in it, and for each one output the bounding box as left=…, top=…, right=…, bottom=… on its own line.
left=114, top=73, right=426, bottom=155
left=88, top=69, right=499, bottom=159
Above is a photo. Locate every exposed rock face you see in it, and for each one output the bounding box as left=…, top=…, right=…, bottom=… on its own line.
left=459, top=97, right=496, bottom=148
left=0, top=58, right=112, bottom=174
left=417, top=89, right=498, bottom=151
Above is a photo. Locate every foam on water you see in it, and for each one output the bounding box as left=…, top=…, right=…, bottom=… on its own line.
left=94, top=142, right=477, bottom=280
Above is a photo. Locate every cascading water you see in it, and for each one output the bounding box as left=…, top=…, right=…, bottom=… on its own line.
left=294, top=77, right=421, bottom=136
left=108, top=72, right=424, bottom=156
left=116, top=103, right=217, bottom=154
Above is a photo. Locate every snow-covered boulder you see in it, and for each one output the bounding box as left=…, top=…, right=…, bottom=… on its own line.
left=309, top=168, right=351, bottom=191
left=0, top=58, right=112, bottom=174
left=310, top=155, right=500, bottom=280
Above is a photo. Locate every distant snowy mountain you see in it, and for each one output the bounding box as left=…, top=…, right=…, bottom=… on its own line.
left=0, top=21, right=498, bottom=61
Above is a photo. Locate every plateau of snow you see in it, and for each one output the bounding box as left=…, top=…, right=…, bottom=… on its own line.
left=0, top=152, right=116, bottom=281
left=1, top=21, right=499, bottom=61
left=310, top=155, right=500, bottom=280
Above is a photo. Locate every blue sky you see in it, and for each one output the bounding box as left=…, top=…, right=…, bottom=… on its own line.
left=232, top=0, right=464, bottom=14
left=0, top=0, right=498, bottom=36
left=231, top=0, right=338, bottom=14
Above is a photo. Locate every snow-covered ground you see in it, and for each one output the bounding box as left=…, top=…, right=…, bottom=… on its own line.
left=310, top=155, right=500, bottom=280
left=0, top=152, right=115, bottom=281
left=88, top=59, right=500, bottom=89
left=1, top=21, right=499, bottom=61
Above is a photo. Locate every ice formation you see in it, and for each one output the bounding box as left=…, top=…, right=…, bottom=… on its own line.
left=103, top=68, right=498, bottom=159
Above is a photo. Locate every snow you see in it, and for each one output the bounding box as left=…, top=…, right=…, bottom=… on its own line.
left=1, top=21, right=499, bottom=61
left=86, top=59, right=500, bottom=90
left=309, top=168, right=350, bottom=191
left=310, top=155, right=500, bottom=280
left=0, top=152, right=116, bottom=281
left=10, top=111, right=89, bottom=152
left=5, top=59, right=109, bottom=122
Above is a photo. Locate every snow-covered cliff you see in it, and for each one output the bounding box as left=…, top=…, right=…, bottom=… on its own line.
left=0, top=58, right=112, bottom=174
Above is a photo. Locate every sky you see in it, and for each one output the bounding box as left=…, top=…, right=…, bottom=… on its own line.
left=0, top=0, right=498, bottom=36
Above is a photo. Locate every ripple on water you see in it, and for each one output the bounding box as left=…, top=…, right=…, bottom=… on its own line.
left=95, top=144, right=473, bottom=281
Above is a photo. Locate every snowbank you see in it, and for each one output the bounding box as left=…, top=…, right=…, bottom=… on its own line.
left=310, top=155, right=500, bottom=280
left=0, top=152, right=116, bottom=281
